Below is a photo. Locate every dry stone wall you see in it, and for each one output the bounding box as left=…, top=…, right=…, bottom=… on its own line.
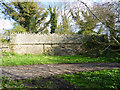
left=10, top=33, right=88, bottom=55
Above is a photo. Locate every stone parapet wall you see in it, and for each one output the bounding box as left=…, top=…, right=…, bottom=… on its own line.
left=10, top=33, right=84, bottom=44
left=9, top=33, right=86, bottom=55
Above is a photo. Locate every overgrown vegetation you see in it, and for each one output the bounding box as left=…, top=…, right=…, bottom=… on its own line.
left=81, top=35, right=120, bottom=58
left=1, top=69, right=120, bottom=89
left=2, top=52, right=120, bottom=67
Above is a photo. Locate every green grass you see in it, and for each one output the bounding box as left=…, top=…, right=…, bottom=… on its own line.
left=2, top=52, right=120, bottom=66
left=1, top=69, right=120, bottom=89
left=56, top=69, right=120, bottom=89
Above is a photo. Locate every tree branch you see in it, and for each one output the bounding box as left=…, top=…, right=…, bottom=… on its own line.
left=79, top=0, right=120, bottom=33
left=112, top=36, right=120, bottom=45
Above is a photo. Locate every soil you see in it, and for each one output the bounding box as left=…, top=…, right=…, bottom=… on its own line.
left=1, top=63, right=120, bottom=88
left=2, top=63, right=120, bottom=79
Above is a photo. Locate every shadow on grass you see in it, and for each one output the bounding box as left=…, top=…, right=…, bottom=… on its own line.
left=57, top=69, right=120, bottom=89
left=2, top=69, right=120, bottom=89
left=1, top=75, right=81, bottom=89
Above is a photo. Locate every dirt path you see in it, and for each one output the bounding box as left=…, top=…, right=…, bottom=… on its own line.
left=1, top=63, right=120, bottom=80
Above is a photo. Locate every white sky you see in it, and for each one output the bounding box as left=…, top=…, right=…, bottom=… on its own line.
left=0, top=19, right=14, bottom=33
left=0, top=0, right=119, bottom=33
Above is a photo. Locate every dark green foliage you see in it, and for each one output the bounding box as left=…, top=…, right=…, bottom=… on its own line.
left=48, top=5, right=57, bottom=34
left=2, top=76, right=29, bottom=88
left=2, top=2, right=48, bottom=33
left=2, top=38, right=10, bottom=43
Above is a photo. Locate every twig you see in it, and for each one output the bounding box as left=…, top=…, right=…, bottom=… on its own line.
left=102, top=45, right=111, bottom=53
left=112, top=36, right=120, bottom=45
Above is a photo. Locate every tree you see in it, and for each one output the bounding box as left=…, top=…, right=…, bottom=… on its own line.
left=10, top=23, right=26, bottom=33
left=70, top=8, right=99, bottom=35
left=56, top=7, right=73, bottom=34
left=78, top=1, right=120, bottom=54
left=2, top=2, right=48, bottom=33
left=92, top=3, right=117, bottom=41
left=71, top=0, right=120, bottom=44
left=2, top=23, right=27, bottom=42
left=48, top=5, right=57, bottom=34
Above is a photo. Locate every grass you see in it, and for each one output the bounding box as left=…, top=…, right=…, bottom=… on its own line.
left=2, top=52, right=120, bottom=67
left=1, top=69, right=120, bottom=89
left=1, top=52, right=120, bottom=89
left=57, top=69, right=120, bottom=89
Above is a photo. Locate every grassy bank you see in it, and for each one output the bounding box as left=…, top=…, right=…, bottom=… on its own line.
left=1, top=69, right=120, bottom=89
left=2, top=52, right=120, bottom=67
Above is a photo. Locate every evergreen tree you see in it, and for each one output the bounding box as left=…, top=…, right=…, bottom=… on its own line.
left=48, top=5, right=57, bottom=34
left=2, top=2, right=48, bottom=33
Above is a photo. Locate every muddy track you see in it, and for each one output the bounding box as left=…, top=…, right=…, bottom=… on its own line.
left=1, top=63, right=120, bottom=80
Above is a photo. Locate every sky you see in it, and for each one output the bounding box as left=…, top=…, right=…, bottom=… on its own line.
left=0, top=0, right=119, bottom=33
